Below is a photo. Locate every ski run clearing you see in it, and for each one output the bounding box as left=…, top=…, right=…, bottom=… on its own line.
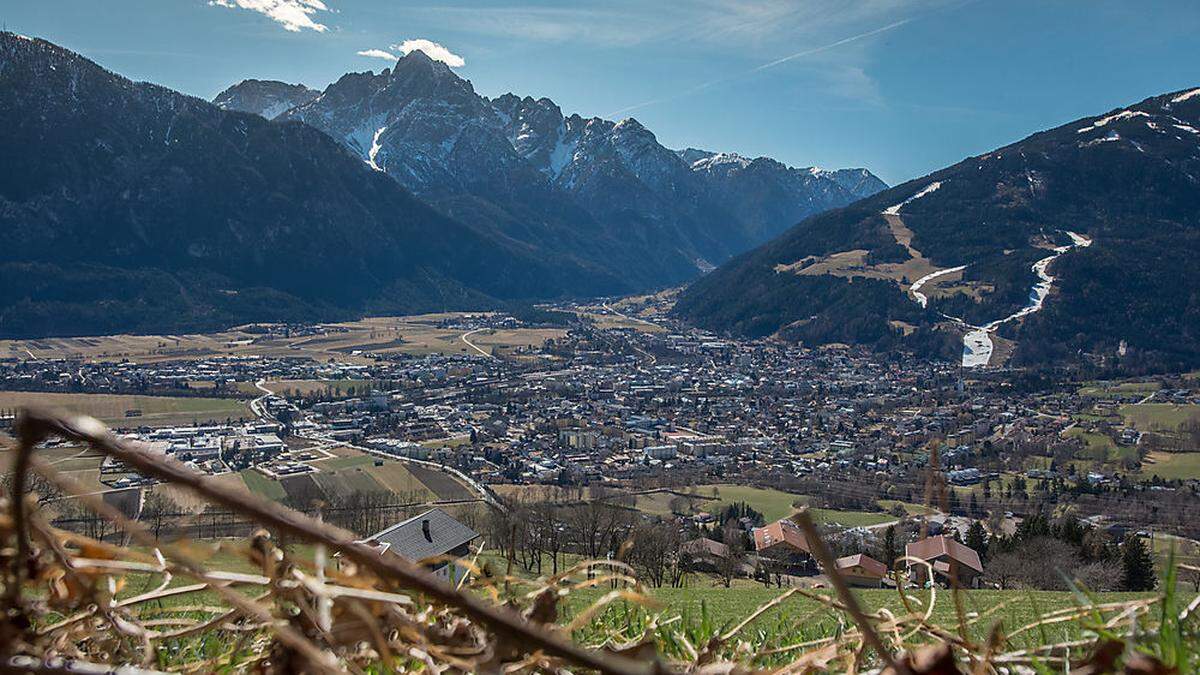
left=913, top=231, right=1093, bottom=368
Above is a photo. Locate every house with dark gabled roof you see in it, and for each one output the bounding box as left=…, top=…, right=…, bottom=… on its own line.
left=905, top=535, right=984, bottom=588
left=359, top=508, right=480, bottom=584
left=835, top=553, right=888, bottom=587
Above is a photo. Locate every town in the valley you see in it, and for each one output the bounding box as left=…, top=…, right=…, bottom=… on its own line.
left=1, top=298, right=1195, bottom=592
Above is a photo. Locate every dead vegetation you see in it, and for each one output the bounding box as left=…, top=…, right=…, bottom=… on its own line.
left=0, top=407, right=1195, bottom=673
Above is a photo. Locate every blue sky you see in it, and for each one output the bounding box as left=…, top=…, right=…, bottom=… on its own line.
left=6, top=0, right=1198, bottom=184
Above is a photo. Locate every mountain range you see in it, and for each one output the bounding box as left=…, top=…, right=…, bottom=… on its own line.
left=0, top=33, right=883, bottom=338
left=216, top=52, right=884, bottom=284
left=675, top=87, right=1200, bottom=370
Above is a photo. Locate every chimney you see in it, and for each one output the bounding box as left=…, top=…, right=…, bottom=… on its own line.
left=422, top=518, right=432, bottom=542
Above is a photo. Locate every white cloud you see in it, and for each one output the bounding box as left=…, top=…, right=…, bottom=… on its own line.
left=208, top=0, right=332, bottom=33
left=393, top=39, right=465, bottom=67
left=357, top=48, right=399, bottom=61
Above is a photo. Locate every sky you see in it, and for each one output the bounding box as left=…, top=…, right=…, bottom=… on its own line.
left=5, top=0, right=1198, bottom=184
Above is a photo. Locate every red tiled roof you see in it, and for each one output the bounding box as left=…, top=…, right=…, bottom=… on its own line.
left=905, top=535, right=983, bottom=573
left=836, top=553, right=888, bottom=578
left=753, top=518, right=811, bottom=553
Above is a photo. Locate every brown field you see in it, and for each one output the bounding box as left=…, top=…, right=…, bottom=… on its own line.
left=405, top=464, right=475, bottom=501
left=232, top=446, right=465, bottom=504
left=369, top=462, right=439, bottom=498
left=773, top=212, right=989, bottom=305
left=0, top=313, right=572, bottom=365
left=0, top=391, right=252, bottom=427
left=312, top=468, right=388, bottom=497
left=461, top=328, right=565, bottom=354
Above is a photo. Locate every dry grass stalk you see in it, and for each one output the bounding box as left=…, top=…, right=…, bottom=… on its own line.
left=0, top=407, right=1192, bottom=674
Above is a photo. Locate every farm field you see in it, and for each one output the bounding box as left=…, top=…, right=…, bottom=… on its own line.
left=0, top=391, right=252, bottom=427
left=457, top=328, right=566, bottom=355
left=239, top=469, right=287, bottom=500
left=1063, top=427, right=1137, bottom=464
left=1121, top=403, right=1200, bottom=433
left=0, top=312, right=568, bottom=365
left=234, top=441, right=472, bottom=504
left=237, top=450, right=461, bottom=504
left=1140, top=450, right=1200, bottom=480
left=259, top=379, right=380, bottom=397
left=1078, top=381, right=1161, bottom=398
left=45, top=444, right=470, bottom=510
left=631, top=484, right=904, bottom=527
left=699, top=484, right=803, bottom=521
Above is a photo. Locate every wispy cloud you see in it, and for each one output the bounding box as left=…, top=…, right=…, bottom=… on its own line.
left=208, top=0, right=333, bottom=33
left=357, top=48, right=398, bottom=61
left=395, top=39, right=465, bottom=67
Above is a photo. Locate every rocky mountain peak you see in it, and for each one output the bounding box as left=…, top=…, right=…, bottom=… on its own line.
left=218, top=50, right=886, bottom=286
left=213, top=78, right=318, bottom=119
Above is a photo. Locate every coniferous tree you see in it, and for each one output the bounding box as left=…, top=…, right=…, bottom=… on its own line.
left=965, top=521, right=989, bottom=561
left=1120, top=536, right=1156, bottom=591
left=883, top=525, right=898, bottom=568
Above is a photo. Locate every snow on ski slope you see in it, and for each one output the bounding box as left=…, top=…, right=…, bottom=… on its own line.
left=882, top=181, right=942, bottom=216
left=909, top=265, right=967, bottom=308
left=956, top=231, right=1092, bottom=368
left=903, top=230, right=1092, bottom=368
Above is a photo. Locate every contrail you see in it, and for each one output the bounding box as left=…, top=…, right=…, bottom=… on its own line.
left=608, top=17, right=912, bottom=117
left=751, top=18, right=911, bottom=72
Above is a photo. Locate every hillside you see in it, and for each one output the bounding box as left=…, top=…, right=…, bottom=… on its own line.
left=0, top=33, right=624, bottom=337
left=675, top=87, right=1200, bottom=371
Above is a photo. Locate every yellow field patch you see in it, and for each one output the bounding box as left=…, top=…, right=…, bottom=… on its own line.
left=0, top=312, right=572, bottom=364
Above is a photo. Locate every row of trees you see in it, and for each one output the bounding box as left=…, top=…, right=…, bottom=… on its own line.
left=969, top=514, right=1157, bottom=592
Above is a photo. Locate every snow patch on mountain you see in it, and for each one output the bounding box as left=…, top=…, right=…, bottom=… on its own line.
left=1078, top=110, right=1149, bottom=133
left=367, top=126, right=388, bottom=171
left=883, top=181, right=942, bottom=216
left=1171, top=88, right=1200, bottom=104
left=260, top=100, right=292, bottom=120
left=690, top=152, right=752, bottom=171
left=547, top=130, right=578, bottom=178
left=344, top=114, right=388, bottom=160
